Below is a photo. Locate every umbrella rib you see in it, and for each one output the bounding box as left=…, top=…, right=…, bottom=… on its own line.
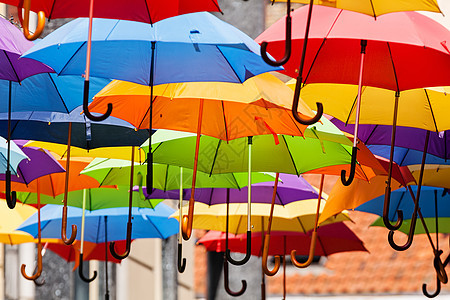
left=164, top=164, right=169, bottom=192
left=424, top=89, right=440, bottom=134
left=393, top=190, right=407, bottom=221
left=95, top=216, right=102, bottom=243
left=59, top=42, right=87, bottom=76
left=208, top=139, right=221, bottom=176
left=150, top=214, right=166, bottom=239
left=303, top=10, right=341, bottom=84
left=369, top=0, right=377, bottom=18
left=47, top=73, right=70, bottom=113
left=344, top=91, right=358, bottom=126
left=386, top=42, right=400, bottom=93
left=48, top=0, right=57, bottom=20
left=363, top=124, right=378, bottom=145
left=143, top=0, right=153, bottom=24
left=49, top=174, right=56, bottom=197
left=399, top=148, right=408, bottom=166
left=281, top=135, right=299, bottom=176
left=99, top=169, right=113, bottom=187
left=3, top=50, right=21, bottom=82
left=285, top=109, right=304, bottom=137
left=208, top=188, right=214, bottom=206
left=215, top=46, right=242, bottom=83
left=221, top=101, right=229, bottom=142
left=316, top=231, right=327, bottom=256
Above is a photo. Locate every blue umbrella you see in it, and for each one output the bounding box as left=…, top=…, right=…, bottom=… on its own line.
left=16, top=203, right=179, bottom=242
left=357, top=185, right=450, bottom=294
left=22, top=12, right=282, bottom=198
left=0, top=74, right=148, bottom=244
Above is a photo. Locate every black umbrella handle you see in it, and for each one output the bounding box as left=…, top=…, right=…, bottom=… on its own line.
left=109, top=221, right=132, bottom=260
left=226, top=231, right=251, bottom=266
left=340, top=146, right=357, bottom=186
left=260, top=0, right=291, bottom=66
left=5, top=170, right=16, bottom=209
left=177, top=243, right=186, bottom=273
left=423, top=275, right=441, bottom=298
left=83, top=80, right=112, bottom=121
left=223, top=256, right=247, bottom=297
left=78, top=253, right=98, bottom=283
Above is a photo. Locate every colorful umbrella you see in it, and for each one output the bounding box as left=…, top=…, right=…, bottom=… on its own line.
left=256, top=5, right=450, bottom=188
left=4, top=0, right=221, bottom=40
left=361, top=186, right=450, bottom=297
left=331, top=117, right=450, bottom=251
left=1, top=141, right=65, bottom=185
left=16, top=203, right=179, bottom=243
left=0, top=16, right=54, bottom=209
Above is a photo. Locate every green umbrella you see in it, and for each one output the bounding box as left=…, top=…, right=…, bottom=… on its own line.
left=140, top=117, right=370, bottom=267
left=80, top=158, right=275, bottom=263
left=80, top=160, right=275, bottom=190
left=16, top=186, right=162, bottom=210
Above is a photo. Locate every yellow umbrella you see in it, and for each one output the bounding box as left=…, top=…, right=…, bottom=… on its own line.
left=0, top=200, right=40, bottom=245
left=281, top=0, right=441, bottom=16
left=24, top=141, right=146, bottom=163
left=289, top=82, right=450, bottom=132
left=172, top=199, right=349, bottom=234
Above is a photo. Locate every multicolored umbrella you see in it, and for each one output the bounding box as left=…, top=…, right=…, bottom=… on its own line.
left=256, top=5, right=450, bottom=189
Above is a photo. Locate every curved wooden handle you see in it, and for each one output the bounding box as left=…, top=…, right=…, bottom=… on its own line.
left=19, top=0, right=46, bottom=41
left=291, top=231, right=318, bottom=268
left=21, top=243, right=42, bottom=280
left=61, top=206, right=77, bottom=245
left=262, top=233, right=280, bottom=276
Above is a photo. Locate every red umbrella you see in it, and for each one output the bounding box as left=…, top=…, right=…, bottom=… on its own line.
left=256, top=5, right=450, bottom=233
left=8, top=0, right=221, bottom=39
left=198, top=223, right=367, bottom=257
left=198, top=223, right=367, bottom=299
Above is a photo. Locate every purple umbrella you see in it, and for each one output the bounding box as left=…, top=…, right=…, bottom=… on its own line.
left=331, top=117, right=450, bottom=160
left=0, top=17, right=53, bottom=209
left=0, top=141, right=65, bottom=184
left=135, top=173, right=322, bottom=206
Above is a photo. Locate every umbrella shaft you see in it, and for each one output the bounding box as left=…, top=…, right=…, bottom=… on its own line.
left=84, top=0, right=94, bottom=80
left=247, top=137, right=252, bottom=231
left=179, top=167, right=183, bottom=244
left=80, top=189, right=87, bottom=253
left=353, top=40, right=367, bottom=148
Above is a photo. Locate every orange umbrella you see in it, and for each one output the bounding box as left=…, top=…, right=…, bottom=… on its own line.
left=318, top=157, right=416, bottom=225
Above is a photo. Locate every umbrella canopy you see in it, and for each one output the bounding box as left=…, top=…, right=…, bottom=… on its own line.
left=0, top=16, right=52, bottom=81
left=89, top=73, right=315, bottom=140
left=137, top=173, right=322, bottom=205
left=298, top=86, right=450, bottom=133
left=318, top=158, right=415, bottom=224
left=0, top=74, right=109, bottom=114
left=16, top=203, right=179, bottom=242
left=357, top=185, right=450, bottom=224
left=16, top=186, right=162, bottom=210
left=145, top=128, right=382, bottom=178
left=22, top=13, right=280, bottom=86
left=285, top=0, right=441, bottom=16
left=80, top=158, right=276, bottom=190
left=0, top=137, right=28, bottom=175
left=3, top=0, right=221, bottom=24
left=256, top=5, right=450, bottom=90
left=198, top=222, right=368, bottom=256
left=1, top=141, right=65, bottom=184
left=171, top=200, right=350, bottom=234
left=47, top=240, right=126, bottom=265
left=0, top=200, right=40, bottom=244
left=0, top=106, right=149, bottom=150
left=2, top=158, right=103, bottom=196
